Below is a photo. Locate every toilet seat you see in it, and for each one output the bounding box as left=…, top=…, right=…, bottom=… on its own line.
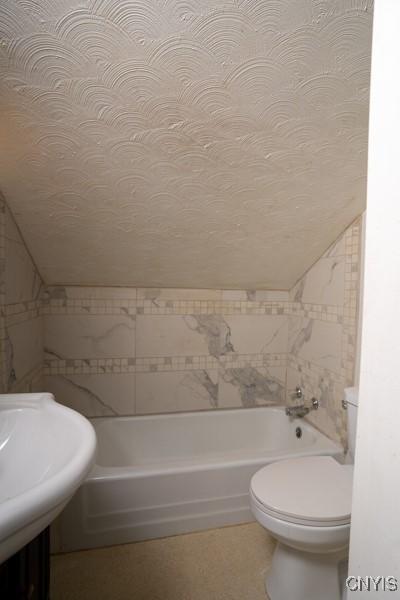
left=250, top=456, right=353, bottom=527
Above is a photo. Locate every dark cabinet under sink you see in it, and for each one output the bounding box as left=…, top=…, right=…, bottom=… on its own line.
left=0, top=528, right=50, bottom=600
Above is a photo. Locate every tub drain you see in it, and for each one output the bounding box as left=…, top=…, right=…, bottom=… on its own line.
left=295, top=426, right=302, bottom=439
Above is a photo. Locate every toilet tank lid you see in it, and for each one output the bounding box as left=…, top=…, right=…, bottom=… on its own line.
left=345, top=387, right=358, bottom=407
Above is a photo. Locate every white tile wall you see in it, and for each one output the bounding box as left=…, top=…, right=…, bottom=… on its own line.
left=136, top=370, right=218, bottom=414
left=136, top=315, right=211, bottom=358
left=44, top=315, right=135, bottom=359
left=45, top=373, right=135, bottom=416
left=224, top=315, right=288, bottom=355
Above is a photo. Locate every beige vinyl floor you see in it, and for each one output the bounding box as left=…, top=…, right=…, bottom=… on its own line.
left=51, top=522, right=274, bottom=600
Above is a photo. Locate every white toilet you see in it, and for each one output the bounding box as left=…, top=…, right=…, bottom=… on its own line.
left=250, top=387, right=358, bottom=600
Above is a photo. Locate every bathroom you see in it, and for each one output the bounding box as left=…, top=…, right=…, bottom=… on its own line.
left=0, top=1, right=398, bottom=599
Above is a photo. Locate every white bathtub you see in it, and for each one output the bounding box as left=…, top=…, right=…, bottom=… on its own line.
left=58, top=407, right=342, bottom=552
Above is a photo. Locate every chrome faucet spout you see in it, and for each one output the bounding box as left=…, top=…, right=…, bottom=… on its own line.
left=285, top=404, right=309, bottom=418
left=285, top=397, right=319, bottom=418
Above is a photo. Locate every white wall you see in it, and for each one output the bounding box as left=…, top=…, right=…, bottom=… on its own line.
left=348, top=0, right=400, bottom=589
left=354, top=211, right=366, bottom=387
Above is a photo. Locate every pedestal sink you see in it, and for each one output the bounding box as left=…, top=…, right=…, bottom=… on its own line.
left=0, top=393, right=96, bottom=564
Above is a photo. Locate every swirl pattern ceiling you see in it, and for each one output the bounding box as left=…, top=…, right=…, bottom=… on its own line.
left=0, top=0, right=373, bottom=288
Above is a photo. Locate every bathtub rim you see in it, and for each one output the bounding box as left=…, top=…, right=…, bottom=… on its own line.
left=88, top=405, right=344, bottom=480
left=90, top=403, right=299, bottom=423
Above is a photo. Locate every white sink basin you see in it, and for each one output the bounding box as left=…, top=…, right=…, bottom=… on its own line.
left=0, top=393, right=96, bottom=564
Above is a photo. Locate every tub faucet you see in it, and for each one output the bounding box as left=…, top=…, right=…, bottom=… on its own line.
left=285, top=396, right=319, bottom=418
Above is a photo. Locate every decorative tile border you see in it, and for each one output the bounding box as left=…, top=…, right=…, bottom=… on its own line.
left=41, top=293, right=347, bottom=324
left=288, top=303, right=345, bottom=322
left=342, top=218, right=361, bottom=385
left=41, top=298, right=136, bottom=316
left=44, top=352, right=288, bottom=375
left=135, top=300, right=288, bottom=316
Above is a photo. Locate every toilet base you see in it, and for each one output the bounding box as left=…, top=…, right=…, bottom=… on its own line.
left=266, top=542, right=347, bottom=600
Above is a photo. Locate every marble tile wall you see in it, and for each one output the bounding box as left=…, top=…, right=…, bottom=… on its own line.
left=43, top=287, right=289, bottom=416
left=0, top=189, right=361, bottom=447
left=287, top=218, right=362, bottom=444
left=0, top=194, right=44, bottom=393
left=42, top=218, right=362, bottom=446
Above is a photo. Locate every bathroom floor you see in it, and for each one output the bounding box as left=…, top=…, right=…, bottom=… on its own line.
left=51, top=522, right=274, bottom=600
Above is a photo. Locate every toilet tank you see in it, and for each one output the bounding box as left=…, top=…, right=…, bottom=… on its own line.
left=345, top=387, right=359, bottom=462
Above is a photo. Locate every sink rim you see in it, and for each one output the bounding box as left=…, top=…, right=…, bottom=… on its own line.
left=0, top=393, right=96, bottom=550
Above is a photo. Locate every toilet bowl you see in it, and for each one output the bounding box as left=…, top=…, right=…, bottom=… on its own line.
left=249, top=387, right=358, bottom=600
left=250, top=455, right=353, bottom=600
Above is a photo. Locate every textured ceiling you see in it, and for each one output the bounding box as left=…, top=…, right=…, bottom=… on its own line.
left=0, top=0, right=373, bottom=289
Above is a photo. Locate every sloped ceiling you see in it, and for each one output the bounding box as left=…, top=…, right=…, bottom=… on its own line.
left=0, top=0, right=372, bottom=289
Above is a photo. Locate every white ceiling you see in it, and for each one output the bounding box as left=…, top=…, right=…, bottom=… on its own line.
left=0, top=0, right=373, bottom=289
